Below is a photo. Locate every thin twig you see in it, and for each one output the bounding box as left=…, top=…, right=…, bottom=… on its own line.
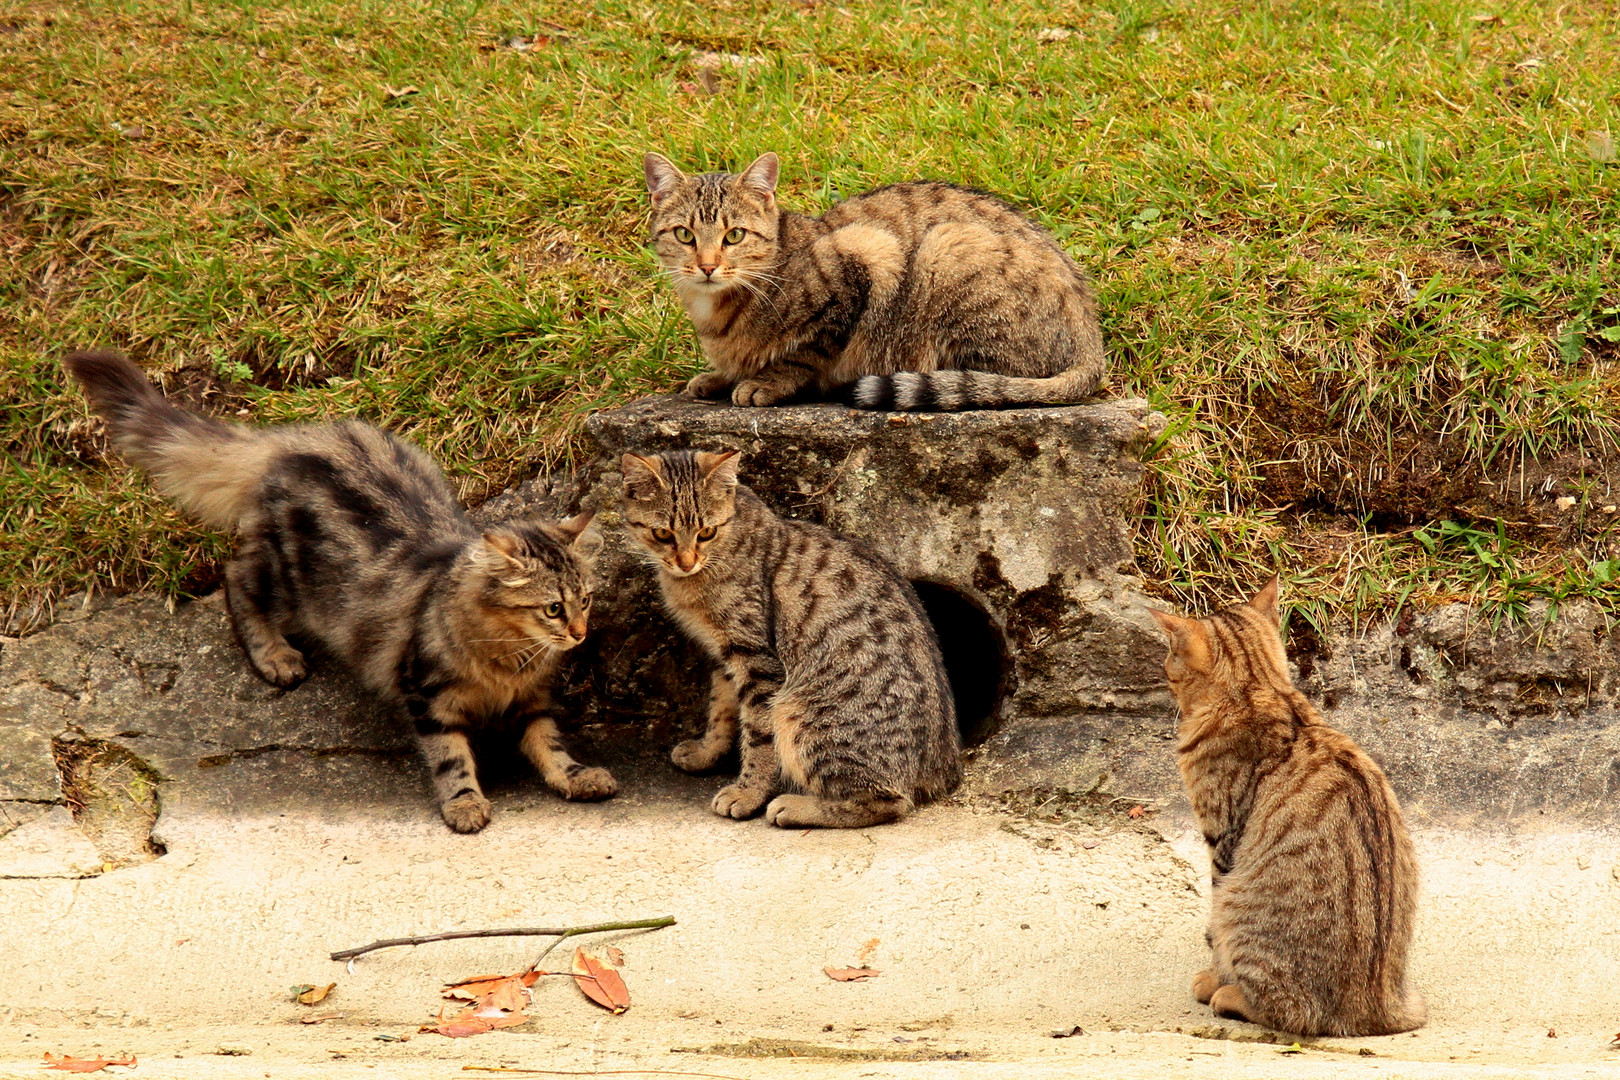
left=329, top=916, right=675, bottom=962
left=463, top=1070, right=748, bottom=1080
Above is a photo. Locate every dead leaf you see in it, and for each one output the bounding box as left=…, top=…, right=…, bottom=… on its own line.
left=299, top=1013, right=343, bottom=1025
left=1036, top=27, right=1075, bottom=42
left=383, top=84, right=420, bottom=98
left=573, top=947, right=631, bottom=1013
left=823, top=966, right=882, bottom=982
left=1513, top=56, right=1543, bottom=70
left=1126, top=805, right=1147, bottom=819
left=605, top=945, right=625, bottom=967
left=442, top=970, right=540, bottom=1001
left=293, top=982, right=336, bottom=1005
left=1471, top=13, right=1503, bottom=24
left=41, top=1055, right=137, bottom=1073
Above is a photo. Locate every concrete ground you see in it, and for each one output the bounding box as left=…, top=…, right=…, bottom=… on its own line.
left=3, top=754, right=1620, bottom=1080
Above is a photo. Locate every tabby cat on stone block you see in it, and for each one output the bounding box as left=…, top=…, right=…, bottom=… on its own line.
left=644, top=151, right=1106, bottom=411
left=64, top=350, right=615, bottom=834
left=619, top=448, right=961, bottom=827
left=1147, top=579, right=1424, bottom=1037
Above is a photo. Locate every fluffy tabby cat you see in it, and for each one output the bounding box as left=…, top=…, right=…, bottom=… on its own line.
left=1148, top=579, right=1423, bottom=1036
left=644, top=151, right=1105, bottom=411
left=619, top=449, right=961, bottom=826
left=65, top=350, right=615, bottom=833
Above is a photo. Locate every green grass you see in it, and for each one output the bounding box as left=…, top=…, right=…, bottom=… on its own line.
left=2, top=0, right=1617, bottom=629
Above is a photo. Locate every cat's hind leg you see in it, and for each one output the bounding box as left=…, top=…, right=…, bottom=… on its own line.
left=223, top=544, right=307, bottom=687
left=764, top=695, right=914, bottom=828
left=672, top=668, right=739, bottom=773
left=764, top=791, right=912, bottom=828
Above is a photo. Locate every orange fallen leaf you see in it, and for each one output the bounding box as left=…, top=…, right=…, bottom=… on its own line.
left=294, top=982, right=336, bottom=1005
left=42, top=1055, right=137, bottom=1072
left=423, top=971, right=534, bottom=1037
left=824, top=966, right=882, bottom=982
left=1126, top=805, right=1147, bottom=819
left=572, top=947, right=630, bottom=1013
left=605, top=945, right=625, bottom=967
left=442, top=970, right=540, bottom=1001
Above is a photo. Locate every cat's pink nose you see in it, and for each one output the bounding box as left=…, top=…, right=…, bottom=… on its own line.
left=698, top=263, right=718, bottom=277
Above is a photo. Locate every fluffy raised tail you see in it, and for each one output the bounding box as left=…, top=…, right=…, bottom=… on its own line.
left=851, top=363, right=1101, bottom=412
left=63, top=349, right=274, bottom=532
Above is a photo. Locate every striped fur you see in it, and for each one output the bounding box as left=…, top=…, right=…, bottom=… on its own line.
left=644, top=152, right=1105, bottom=411
left=620, top=450, right=961, bottom=827
left=1148, top=578, right=1424, bottom=1037
left=65, top=350, right=615, bottom=833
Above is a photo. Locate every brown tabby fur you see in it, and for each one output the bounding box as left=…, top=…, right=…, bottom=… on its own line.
left=64, top=349, right=615, bottom=834
left=1148, top=579, right=1424, bottom=1037
left=644, top=151, right=1105, bottom=411
left=620, top=449, right=961, bottom=827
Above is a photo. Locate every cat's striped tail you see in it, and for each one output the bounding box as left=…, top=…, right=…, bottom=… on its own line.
left=850, top=364, right=1101, bottom=412
left=64, top=349, right=276, bottom=532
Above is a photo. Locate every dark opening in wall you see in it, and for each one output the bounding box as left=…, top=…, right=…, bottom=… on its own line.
left=911, top=581, right=1008, bottom=748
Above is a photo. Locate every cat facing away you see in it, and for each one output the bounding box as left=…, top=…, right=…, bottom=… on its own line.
left=619, top=449, right=961, bottom=826
left=1148, top=579, right=1423, bottom=1037
left=644, top=151, right=1105, bottom=412
left=64, top=350, right=615, bottom=833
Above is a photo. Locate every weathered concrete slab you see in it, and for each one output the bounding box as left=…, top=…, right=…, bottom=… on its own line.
left=0, top=806, right=102, bottom=878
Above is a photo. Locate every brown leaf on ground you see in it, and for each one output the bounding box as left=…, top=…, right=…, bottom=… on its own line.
left=293, top=982, right=336, bottom=1005
left=384, top=84, right=420, bottom=98
left=442, top=970, right=540, bottom=1001
left=824, top=966, right=882, bottom=982
left=299, top=1013, right=344, bottom=1025
left=1127, top=805, right=1147, bottom=819
left=572, top=947, right=630, bottom=1013
left=605, top=945, right=625, bottom=967
left=41, top=1055, right=137, bottom=1072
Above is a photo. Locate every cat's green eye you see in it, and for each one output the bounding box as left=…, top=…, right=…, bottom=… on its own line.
left=697, top=525, right=718, bottom=541
left=723, top=227, right=746, bottom=245
left=544, top=602, right=564, bottom=618
left=652, top=527, right=674, bottom=543
left=672, top=226, right=694, bottom=244
left=581, top=594, right=592, bottom=609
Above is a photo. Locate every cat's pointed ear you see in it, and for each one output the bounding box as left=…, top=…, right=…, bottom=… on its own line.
left=621, top=452, right=667, bottom=499
left=555, top=509, right=596, bottom=543
left=736, top=152, right=779, bottom=200
left=696, top=449, right=741, bottom=487
left=557, top=510, right=602, bottom=561
left=644, top=152, right=685, bottom=204
left=479, top=530, right=528, bottom=577
left=1247, top=574, right=1282, bottom=627
left=1147, top=608, right=1212, bottom=672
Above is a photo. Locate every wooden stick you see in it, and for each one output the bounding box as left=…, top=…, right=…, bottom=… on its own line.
left=330, top=916, right=675, bottom=962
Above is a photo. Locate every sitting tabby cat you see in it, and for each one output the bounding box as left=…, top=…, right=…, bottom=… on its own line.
left=619, top=449, right=961, bottom=826
left=644, top=151, right=1105, bottom=411
left=1147, top=579, right=1424, bottom=1036
left=65, top=350, right=615, bottom=833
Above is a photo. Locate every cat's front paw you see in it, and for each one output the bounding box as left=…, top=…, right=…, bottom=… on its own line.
left=684, top=371, right=732, bottom=400
left=671, top=738, right=723, bottom=774
left=711, top=784, right=769, bottom=820
left=562, top=766, right=617, bottom=801
left=1191, top=969, right=1221, bottom=1004
left=731, top=379, right=791, bottom=407
left=441, top=791, right=492, bottom=833
left=253, top=644, right=308, bottom=688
